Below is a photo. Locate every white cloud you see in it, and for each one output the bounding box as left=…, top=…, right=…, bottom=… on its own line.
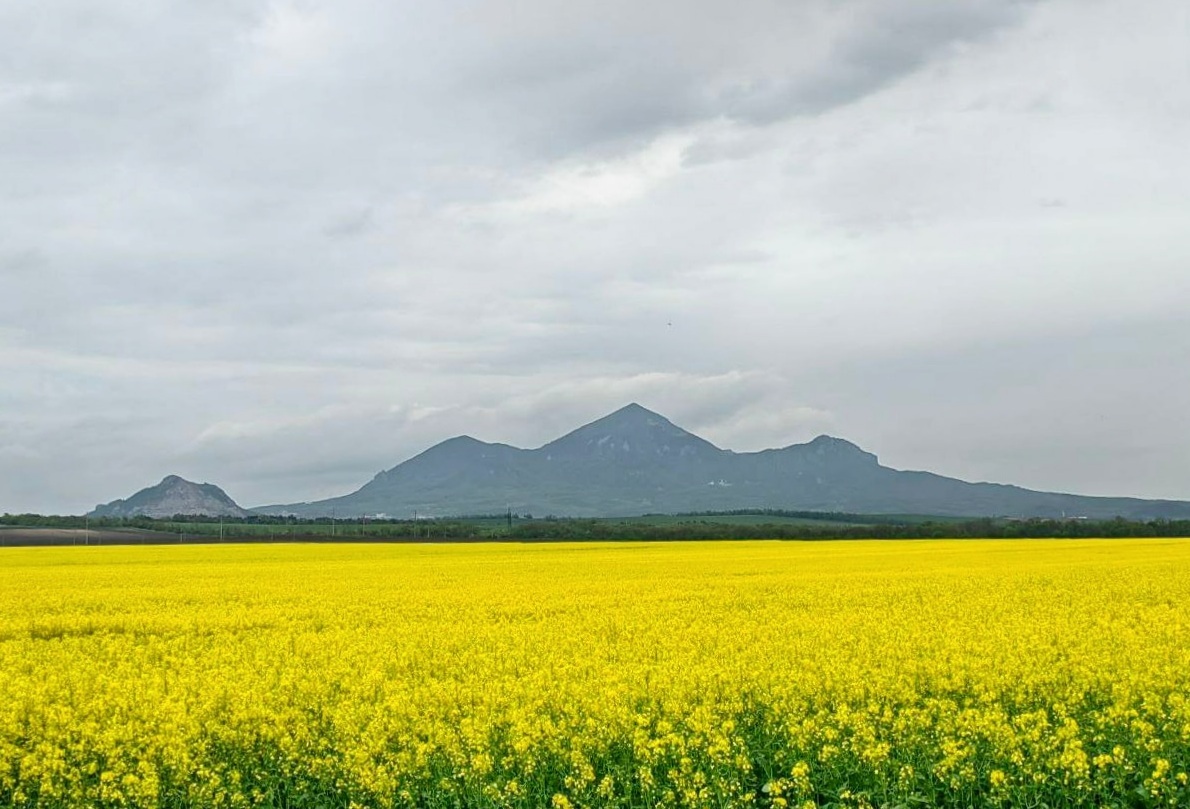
left=495, top=133, right=692, bottom=215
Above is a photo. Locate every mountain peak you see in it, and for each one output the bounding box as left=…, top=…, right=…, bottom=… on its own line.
left=796, top=435, right=879, bottom=465
left=808, top=434, right=861, bottom=450
left=540, top=403, right=721, bottom=462
left=559, top=402, right=667, bottom=428
left=615, top=401, right=657, bottom=416
left=596, top=402, right=670, bottom=426
left=90, top=475, right=250, bottom=519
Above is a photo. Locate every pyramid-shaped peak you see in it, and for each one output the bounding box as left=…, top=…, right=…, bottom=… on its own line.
left=540, top=403, right=722, bottom=460
left=571, top=403, right=689, bottom=435
left=604, top=402, right=668, bottom=421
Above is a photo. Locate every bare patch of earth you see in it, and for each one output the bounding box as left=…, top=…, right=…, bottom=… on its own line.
left=0, top=528, right=184, bottom=546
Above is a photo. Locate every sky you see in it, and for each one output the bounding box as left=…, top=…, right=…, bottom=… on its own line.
left=3, top=0, right=1189, bottom=514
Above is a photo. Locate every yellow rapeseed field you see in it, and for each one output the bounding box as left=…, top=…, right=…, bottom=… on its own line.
left=1, top=539, right=1188, bottom=808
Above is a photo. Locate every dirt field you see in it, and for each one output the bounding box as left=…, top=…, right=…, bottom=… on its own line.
left=0, top=528, right=187, bottom=546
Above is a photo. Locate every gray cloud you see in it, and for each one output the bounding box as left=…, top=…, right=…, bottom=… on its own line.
left=3, top=0, right=1189, bottom=513
left=715, top=1, right=1037, bottom=123
left=447, top=0, right=1037, bottom=154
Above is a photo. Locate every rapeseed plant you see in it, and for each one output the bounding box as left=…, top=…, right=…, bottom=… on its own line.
left=0, top=540, right=1187, bottom=807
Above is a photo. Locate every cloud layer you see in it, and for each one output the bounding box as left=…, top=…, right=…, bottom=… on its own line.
left=3, top=0, right=1188, bottom=513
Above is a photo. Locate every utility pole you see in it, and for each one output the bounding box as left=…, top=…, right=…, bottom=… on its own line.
left=331, top=507, right=336, bottom=539
left=85, top=516, right=90, bottom=546
left=220, top=518, right=224, bottom=542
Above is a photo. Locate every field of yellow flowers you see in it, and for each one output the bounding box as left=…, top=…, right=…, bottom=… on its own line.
left=1, top=539, right=1188, bottom=808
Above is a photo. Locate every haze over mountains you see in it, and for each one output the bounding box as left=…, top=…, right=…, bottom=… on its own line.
left=89, top=405, right=1190, bottom=521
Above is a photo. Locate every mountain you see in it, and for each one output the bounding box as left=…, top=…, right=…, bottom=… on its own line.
left=90, top=475, right=251, bottom=518
left=254, top=404, right=1190, bottom=520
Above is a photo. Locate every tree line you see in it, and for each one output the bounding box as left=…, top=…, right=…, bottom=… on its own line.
left=4, top=512, right=1190, bottom=542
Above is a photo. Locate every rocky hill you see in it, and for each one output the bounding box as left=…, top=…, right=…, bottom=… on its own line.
left=90, top=475, right=251, bottom=519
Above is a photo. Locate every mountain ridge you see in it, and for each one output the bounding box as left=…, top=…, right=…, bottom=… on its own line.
left=252, top=404, right=1190, bottom=520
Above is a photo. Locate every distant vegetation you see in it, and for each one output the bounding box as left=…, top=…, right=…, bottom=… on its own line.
left=4, top=509, right=1190, bottom=545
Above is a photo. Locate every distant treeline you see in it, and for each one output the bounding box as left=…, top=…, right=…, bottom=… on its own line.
left=0, top=513, right=382, bottom=529
left=0, top=513, right=484, bottom=541
left=658, top=508, right=916, bottom=525
left=506, top=516, right=1190, bottom=541
left=4, top=512, right=1190, bottom=542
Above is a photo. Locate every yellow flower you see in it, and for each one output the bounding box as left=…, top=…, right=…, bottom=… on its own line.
left=1, top=539, right=1188, bottom=807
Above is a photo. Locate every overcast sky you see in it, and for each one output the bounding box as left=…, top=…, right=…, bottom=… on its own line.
left=3, top=0, right=1189, bottom=514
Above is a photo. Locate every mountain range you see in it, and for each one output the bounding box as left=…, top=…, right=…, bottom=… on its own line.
left=228, top=403, right=1190, bottom=521
left=89, top=404, right=1190, bottom=521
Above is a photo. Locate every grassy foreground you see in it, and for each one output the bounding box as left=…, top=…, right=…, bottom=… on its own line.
left=1, top=540, right=1188, bottom=808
